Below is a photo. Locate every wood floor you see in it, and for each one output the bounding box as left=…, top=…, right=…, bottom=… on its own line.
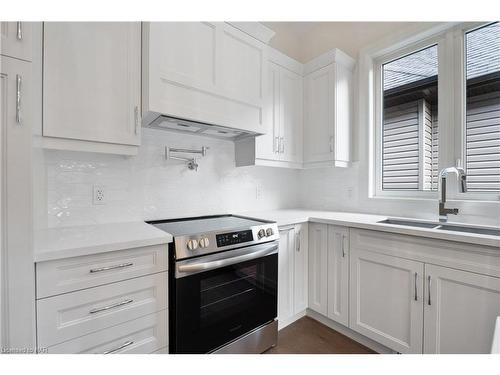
left=265, top=317, right=376, bottom=354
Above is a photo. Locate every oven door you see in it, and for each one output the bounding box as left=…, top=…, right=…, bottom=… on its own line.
left=173, top=241, right=278, bottom=354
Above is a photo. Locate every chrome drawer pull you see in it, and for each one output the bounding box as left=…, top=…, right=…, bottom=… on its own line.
left=89, top=262, right=133, bottom=273
left=414, top=272, right=418, bottom=301
left=341, top=234, right=346, bottom=258
left=89, top=299, right=133, bottom=314
left=427, top=275, right=432, bottom=306
left=16, top=74, right=22, bottom=124
left=103, top=340, right=134, bottom=354
left=16, top=22, right=23, bottom=40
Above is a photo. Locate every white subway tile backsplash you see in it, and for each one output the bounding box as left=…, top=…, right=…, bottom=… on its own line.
left=43, top=128, right=300, bottom=227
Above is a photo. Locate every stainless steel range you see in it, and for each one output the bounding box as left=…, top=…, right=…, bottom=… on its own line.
left=148, top=215, right=279, bottom=354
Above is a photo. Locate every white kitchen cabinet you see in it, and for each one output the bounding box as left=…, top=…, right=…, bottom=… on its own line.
left=278, top=226, right=295, bottom=326
left=236, top=48, right=303, bottom=168
left=278, top=223, right=308, bottom=329
left=303, top=49, right=354, bottom=168
left=1, top=22, right=32, bottom=61
left=42, top=22, right=141, bottom=155
left=0, top=55, right=36, bottom=349
left=327, top=225, right=349, bottom=326
left=423, top=264, right=500, bottom=354
left=293, top=223, right=308, bottom=313
left=143, top=22, right=267, bottom=135
left=308, top=223, right=328, bottom=316
left=349, top=248, right=424, bottom=353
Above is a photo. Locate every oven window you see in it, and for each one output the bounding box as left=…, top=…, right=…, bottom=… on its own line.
left=173, top=252, right=277, bottom=353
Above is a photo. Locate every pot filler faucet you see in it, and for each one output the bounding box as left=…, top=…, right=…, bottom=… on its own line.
left=438, top=167, right=467, bottom=222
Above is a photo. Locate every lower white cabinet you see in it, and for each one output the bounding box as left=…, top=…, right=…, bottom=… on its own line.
left=46, top=310, right=168, bottom=354
left=423, top=264, right=500, bottom=354
left=37, top=272, right=168, bottom=348
left=327, top=225, right=349, bottom=326
left=349, top=248, right=424, bottom=353
left=278, top=223, right=308, bottom=329
left=308, top=223, right=328, bottom=315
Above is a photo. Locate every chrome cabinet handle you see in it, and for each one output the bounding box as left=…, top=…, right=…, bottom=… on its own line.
left=427, top=275, right=432, bottom=306
left=134, top=106, right=140, bottom=134
left=89, top=299, right=133, bottom=314
left=16, top=74, right=22, bottom=124
left=274, top=136, right=279, bottom=153
left=414, top=272, right=418, bottom=301
left=89, top=262, right=133, bottom=273
left=296, top=231, right=301, bottom=252
left=103, top=340, right=134, bottom=354
left=341, top=234, right=346, bottom=258
left=16, top=22, right=22, bottom=40
left=329, top=136, right=334, bottom=153
left=280, top=137, right=285, bottom=153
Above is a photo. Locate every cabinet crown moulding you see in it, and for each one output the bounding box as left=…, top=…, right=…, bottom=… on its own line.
left=226, top=22, right=276, bottom=44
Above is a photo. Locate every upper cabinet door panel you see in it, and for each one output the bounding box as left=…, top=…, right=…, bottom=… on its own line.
left=1, top=22, right=32, bottom=61
left=43, top=22, right=141, bottom=146
left=304, top=65, right=334, bottom=163
left=151, top=22, right=216, bottom=89
left=219, top=24, right=265, bottom=105
left=280, top=68, right=303, bottom=163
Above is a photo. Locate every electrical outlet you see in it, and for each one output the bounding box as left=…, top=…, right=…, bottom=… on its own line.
left=255, top=185, right=262, bottom=200
left=93, top=185, right=106, bottom=205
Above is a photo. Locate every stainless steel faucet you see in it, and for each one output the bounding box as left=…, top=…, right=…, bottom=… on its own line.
left=438, top=167, right=467, bottom=222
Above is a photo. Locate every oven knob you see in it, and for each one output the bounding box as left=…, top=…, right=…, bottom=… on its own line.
left=258, top=229, right=266, bottom=239
left=199, top=237, right=210, bottom=248
left=266, top=228, right=274, bottom=237
left=187, top=239, right=198, bottom=250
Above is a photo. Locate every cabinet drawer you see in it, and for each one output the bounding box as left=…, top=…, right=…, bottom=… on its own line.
left=1, top=22, right=32, bottom=61
left=45, top=310, right=168, bottom=354
left=37, top=272, right=167, bottom=348
left=36, top=244, right=168, bottom=298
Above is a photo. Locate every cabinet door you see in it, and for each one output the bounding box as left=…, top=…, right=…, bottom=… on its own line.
left=327, top=226, right=349, bottom=326
left=304, top=65, right=334, bottom=163
left=293, top=223, right=308, bottom=314
left=1, top=22, right=32, bottom=61
left=255, top=62, right=280, bottom=161
left=1, top=56, right=35, bottom=347
left=424, top=264, right=500, bottom=353
left=278, top=226, right=295, bottom=326
left=349, top=249, right=424, bottom=353
left=280, top=68, right=303, bottom=163
left=43, top=22, right=141, bottom=146
left=308, top=223, right=328, bottom=315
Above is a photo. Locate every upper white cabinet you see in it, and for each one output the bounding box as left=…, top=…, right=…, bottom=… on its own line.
left=303, top=49, right=355, bottom=168
left=142, top=22, right=268, bottom=135
left=42, top=22, right=141, bottom=155
left=236, top=48, right=303, bottom=168
left=423, top=264, right=500, bottom=354
left=1, top=22, right=32, bottom=61
left=278, top=224, right=308, bottom=329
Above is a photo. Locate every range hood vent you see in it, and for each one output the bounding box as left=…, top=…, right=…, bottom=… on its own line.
left=143, top=114, right=261, bottom=141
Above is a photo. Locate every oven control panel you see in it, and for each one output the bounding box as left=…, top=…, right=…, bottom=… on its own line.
left=216, top=230, right=254, bottom=248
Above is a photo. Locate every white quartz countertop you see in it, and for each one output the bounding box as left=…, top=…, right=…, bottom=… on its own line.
left=238, top=209, right=500, bottom=248
left=35, top=222, right=172, bottom=262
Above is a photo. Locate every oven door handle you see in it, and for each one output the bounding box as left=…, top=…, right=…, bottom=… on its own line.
left=176, top=242, right=278, bottom=278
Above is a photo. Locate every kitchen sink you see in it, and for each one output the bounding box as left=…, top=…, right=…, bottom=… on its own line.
left=436, top=225, right=500, bottom=236
left=378, top=218, right=500, bottom=237
left=377, top=218, right=440, bottom=229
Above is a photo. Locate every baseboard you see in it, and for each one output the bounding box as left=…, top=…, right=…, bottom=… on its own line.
left=306, top=309, right=395, bottom=354
left=278, top=310, right=307, bottom=331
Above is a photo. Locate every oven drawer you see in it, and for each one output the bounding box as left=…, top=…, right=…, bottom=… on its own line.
left=45, top=310, right=168, bottom=354
left=37, top=272, right=167, bottom=348
left=36, top=244, right=168, bottom=298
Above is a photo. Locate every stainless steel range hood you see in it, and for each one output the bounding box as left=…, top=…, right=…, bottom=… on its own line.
left=142, top=113, right=261, bottom=141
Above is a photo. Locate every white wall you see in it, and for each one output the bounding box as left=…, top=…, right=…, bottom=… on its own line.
left=40, top=128, right=300, bottom=228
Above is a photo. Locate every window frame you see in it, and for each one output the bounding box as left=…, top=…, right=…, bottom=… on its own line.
left=373, top=34, right=449, bottom=199
left=371, top=22, right=500, bottom=202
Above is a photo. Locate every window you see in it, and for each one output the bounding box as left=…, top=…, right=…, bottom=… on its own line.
left=381, top=45, right=438, bottom=191
left=373, top=22, right=500, bottom=200
left=464, top=22, right=500, bottom=192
